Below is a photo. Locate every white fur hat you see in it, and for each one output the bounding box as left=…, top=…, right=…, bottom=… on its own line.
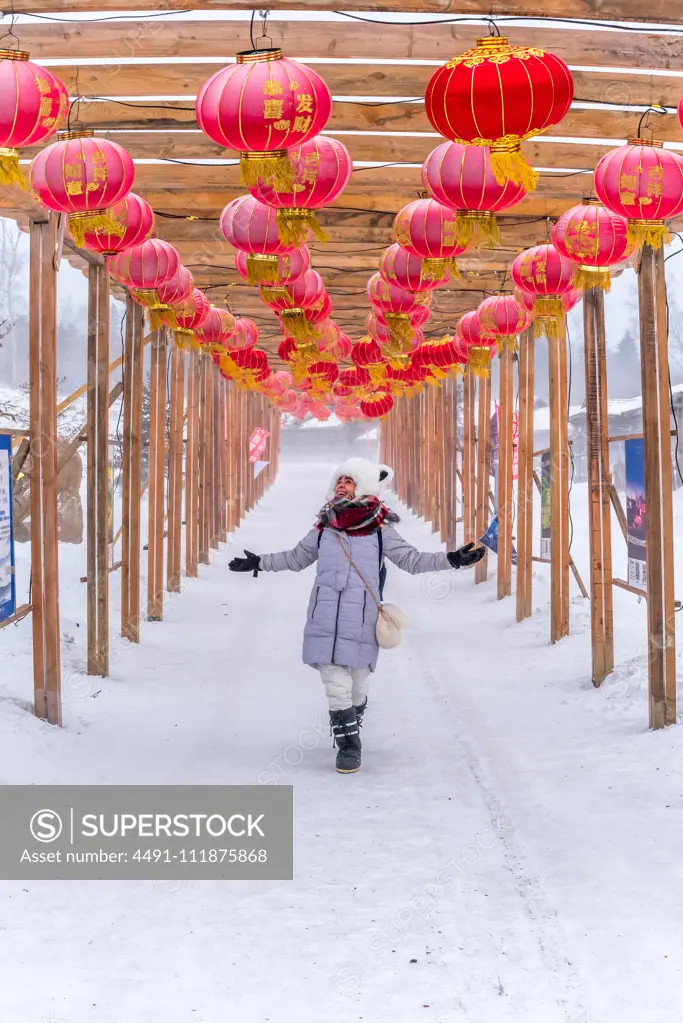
left=327, top=457, right=395, bottom=500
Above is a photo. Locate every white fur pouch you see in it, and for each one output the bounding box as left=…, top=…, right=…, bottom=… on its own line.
left=375, top=602, right=405, bottom=649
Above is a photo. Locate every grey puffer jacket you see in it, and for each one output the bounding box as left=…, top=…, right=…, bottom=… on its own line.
left=260, top=524, right=451, bottom=671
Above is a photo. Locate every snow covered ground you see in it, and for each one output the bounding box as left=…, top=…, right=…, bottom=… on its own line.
left=2, top=454, right=683, bottom=1022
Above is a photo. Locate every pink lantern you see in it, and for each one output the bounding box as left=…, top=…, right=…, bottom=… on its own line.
left=378, top=242, right=451, bottom=293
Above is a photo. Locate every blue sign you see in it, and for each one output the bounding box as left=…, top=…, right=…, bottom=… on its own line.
left=478, top=514, right=517, bottom=566
left=0, top=434, right=15, bottom=622
left=625, top=437, right=647, bottom=592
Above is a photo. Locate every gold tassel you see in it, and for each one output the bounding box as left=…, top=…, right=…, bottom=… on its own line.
left=533, top=296, right=564, bottom=342
left=131, top=289, right=161, bottom=309
left=260, top=284, right=291, bottom=304
left=575, top=266, right=612, bottom=292
left=384, top=313, right=413, bottom=345
left=281, top=308, right=319, bottom=343
left=489, top=142, right=539, bottom=192
left=466, top=346, right=492, bottom=377
left=247, top=254, right=280, bottom=286
left=173, top=327, right=194, bottom=350
left=0, top=149, right=27, bottom=189
left=627, top=219, right=671, bottom=251
left=240, top=150, right=295, bottom=191
left=421, top=257, right=449, bottom=280
left=147, top=306, right=169, bottom=331
left=68, top=209, right=125, bottom=247
left=276, top=208, right=328, bottom=247
left=498, top=335, right=519, bottom=354
left=455, top=211, right=502, bottom=249
left=368, top=363, right=386, bottom=385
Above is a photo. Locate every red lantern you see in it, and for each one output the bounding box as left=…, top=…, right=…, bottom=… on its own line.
left=0, top=50, right=67, bottom=186
left=248, top=135, right=352, bottom=246
left=308, top=359, right=339, bottom=395
left=235, top=246, right=309, bottom=288
left=172, top=288, right=210, bottom=347
left=305, top=291, right=333, bottom=326
left=366, top=312, right=423, bottom=354
left=220, top=194, right=298, bottom=286
left=367, top=271, right=431, bottom=347
left=315, top=318, right=341, bottom=354
left=393, top=198, right=468, bottom=277
left=81, top=192, right=154, bottom=257
left=352, top=337, right=386, bottom=385
left=456, top=310, right=497, bottom=375
left=514, top=286, right=535, bottom=318
left=360, top=390, right=394, bottom=419
left=552, top=199, right=633, bottom=292
left=594, top=139, right=683, bottom=251
left=31, top=129, right=135, bottom=246
left=109, top=238, right=180, bottom=307
left=422, top=141, right=526, bottom=247
left=511, top=243, right=576, bottom=340
left=263, top=269, right=325, bottom=343
left=135, top=266, right=193, bottom=330
left=477, top=294, right=531, bottom=349
left=425, top=35, right=573, bottom=191
left=412, top=334, right=466, bottom=373
left=194, top=306, right=236, bottom=350
left=227, top=316, right=259, bottom=352
left=378, top=242, right=450, bottom=293
left=562, top=287, right=581, bottom=313
left=196, top=48, right=332, bottom=189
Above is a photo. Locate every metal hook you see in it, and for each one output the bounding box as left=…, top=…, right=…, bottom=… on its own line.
left=486, top=17, right=501, bottom=37
left=256, top=9, right=272, bottom=51
left=637, top=105, right=668, bottom=140
left=0, top=7, right=21, bottom=49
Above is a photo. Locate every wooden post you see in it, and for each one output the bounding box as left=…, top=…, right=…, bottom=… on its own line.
left=463, top=372, right=476, bottom=545
left=475, top=372, right=491, bottom=584
left=638, top=243, right=677, bottom=728
left=583, top=286, right=615, bottom=685
left=497, top=346, right=514, bottom=599
left=121, top=302, right=144, bottom=640
left=548, top=319, right=570, bottom=642
left=29, top=215, right=62, bottom=725
left=185, top=347, right=200, bottom=576
left=198, top=354, right=211, bottom=565
left=167, top=341, right=184, bottom=592
left=147, top=328, right=166, bottom=620
left=516, top=329, right=535, bottom=623
left=86, top=262, right=110, bottom=676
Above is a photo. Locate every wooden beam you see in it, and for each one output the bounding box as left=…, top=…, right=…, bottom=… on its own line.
left=9, top=1, right=683, bottom=25
left=16, top=17, right=683, bottom=68
left=638, top=243, right=677, bottom=729
left=29, top=214, right=61, bottom=726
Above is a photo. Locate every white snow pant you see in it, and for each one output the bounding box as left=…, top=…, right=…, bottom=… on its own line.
left=319, top=665, right=371, bottom=712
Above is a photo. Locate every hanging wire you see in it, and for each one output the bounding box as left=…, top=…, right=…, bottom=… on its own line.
left=637, top=105, right=668, bottom=139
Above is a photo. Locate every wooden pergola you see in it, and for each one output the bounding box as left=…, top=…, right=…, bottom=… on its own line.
left=2, top=0, right=682, bottom=730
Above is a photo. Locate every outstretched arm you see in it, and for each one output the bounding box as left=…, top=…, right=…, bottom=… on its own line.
left=381, top=526, right=451, bottom=575
left=258, top=528, right=320, bottom=573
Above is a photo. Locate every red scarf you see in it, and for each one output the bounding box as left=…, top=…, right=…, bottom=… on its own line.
left=316, top=496, right=390, bottom=536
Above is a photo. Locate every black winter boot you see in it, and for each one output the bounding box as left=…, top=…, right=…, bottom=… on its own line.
left=355, top=698, right=368, bottom=727
left=329, top=707, right=362, bottom=773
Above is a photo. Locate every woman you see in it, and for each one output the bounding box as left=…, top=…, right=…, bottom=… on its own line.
left=229, top=457, right=483, bottom=774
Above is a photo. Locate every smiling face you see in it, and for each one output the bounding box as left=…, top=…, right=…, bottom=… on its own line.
left=335, top=475, right=357, bottom=499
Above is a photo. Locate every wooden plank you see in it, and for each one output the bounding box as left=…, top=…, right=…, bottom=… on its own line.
left=613, top=577, right=647, bottom=597
left=198, top=354, right=210, bottom=564
left=86, top=263, right=98, bottom=675
left=9, top=1, right=683, bottom=25
left=186, top=347, right=200, bottom=575
left=516, top=330, right=534, bottom=622
left=29, top=215, right=62, bottom=726
left=0, top=603, right=32, bottom=631
left=547, top=319, right=570, bottom=643
left=610, top=483, right=629, bottom=543
left=147, top=328, right=166, bottom=620
left=120, top=295, right=133, bottom=637
left=463, top=371, right=476, bottom=546
left=97, top=265, right=110, bottom=675
left=17, top=17, right=683, bottom=69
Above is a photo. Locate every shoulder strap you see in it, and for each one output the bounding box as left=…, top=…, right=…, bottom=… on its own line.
left=333, top=532, right=382, bottom=611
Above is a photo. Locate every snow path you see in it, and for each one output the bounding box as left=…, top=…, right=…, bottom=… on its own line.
left=2, top=459, right=683, bottom=1022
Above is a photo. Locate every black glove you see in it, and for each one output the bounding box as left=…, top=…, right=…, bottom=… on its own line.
left=447, top=542, right=486, bottom=570
left=229, top=549, right=261, bottom=577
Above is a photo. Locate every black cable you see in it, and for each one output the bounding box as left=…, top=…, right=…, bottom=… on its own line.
left=250, top=9, right=257, bottom=50
left=334, top=10, right=683, bottom=32
left=18, top=8, right=191, bottom=21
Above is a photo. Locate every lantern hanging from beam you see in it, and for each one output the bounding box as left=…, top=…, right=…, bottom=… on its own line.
left=235, top=246, right=309, bottom=289
left=196, top=48, right=332, bottom=190
left=477, top=294, right=532, bottom=351
left=194, top=306, right=236, bottom=351
left=226, top=316, right=259, bottom=352
left=0, top=49, right=67, bottom=186
left=360, top=390, right=394, bottom=420
left=456, top=310, right=497, bottom=376
left=81, top=192, right=154, bottom=258
left=593, top=139, right=683, bottom=251
left=171, top=288, right=210, bottom=348
left=152, top=266, right=195, bottom=329
left=378, top=242, right=451, bottom=293
left=31, top=129, right=135, bottom=246
left=552, top=198, right=634, bottom=292
left=510, top=243, right=576, bottom=340
left=261, top=268, right=325, bottom=343
left=393, top=197, right=468, bottom=278
left=424, top=35, right=573, bottom=191
left=248, top=135, right=352, bottom=246
left=422, top=141, right=527, bottom=247
left=109, top=238, right=180, bottom=310
left=220, top=194, right=298, bottom=285
left=367, top=272, right=432, bottom=346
